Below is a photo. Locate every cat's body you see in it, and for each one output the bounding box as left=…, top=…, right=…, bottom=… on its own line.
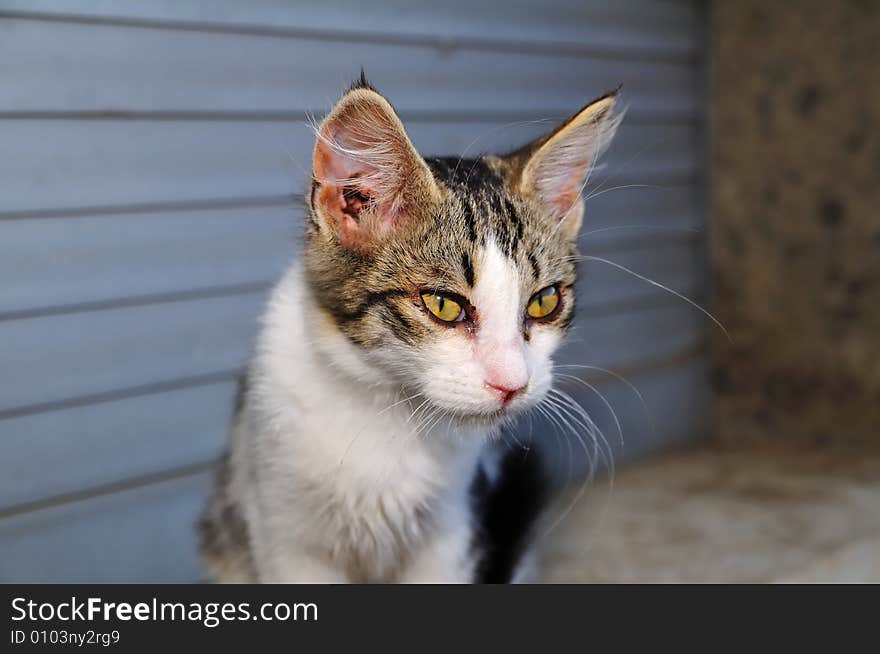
left=199, top=77, right=620, bottom=583
left=201, top=266, right=485, bottom=582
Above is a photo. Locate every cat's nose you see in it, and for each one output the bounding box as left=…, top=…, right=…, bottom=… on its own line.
left=485, top=381, right=526, bottom=405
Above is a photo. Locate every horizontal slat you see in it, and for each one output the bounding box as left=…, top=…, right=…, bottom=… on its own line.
left=1, top=189, right=700, bottom=317
left=0, top=300, right=703, bottom=511
left=0, top=293, right=265, bottom=414
left=0, top=382, right=231, bottom=512
left=0, top=1, right=699, bottom=58
left=0, top=205, right=294, bottom=317
left=0, top=471, right=210, bottom=583
left=0, top=235, right=701, bottom=414
left=0, top=356, right=707, bottom=583
left=0, top=18, right=696, bottom=116
left=0, top=119, right=695, bottom=215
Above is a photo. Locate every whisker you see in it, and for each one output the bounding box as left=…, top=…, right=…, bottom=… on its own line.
left=578, top=254, right=732, bottom=340
left=553, top=377, right=626, bottom=448
left=406, top=397, right=433, bottom=425
left=379, top=390, right=424, bottom=416
left=581, top=131, right=669, bottom=203
left=583, top=183, right=663, bottom=202
left=338, top=389, right=425, bottom=468
left=555, top=365, right=655, bottom=439
left=581, top=224, right=702, bottom=239
left=535, top=402, right=566, bottom=473
left=547, top=391, right=619, bottom=558
left=450, top=117, right=558, bottom=181
left=503, top=424, right=531, bottom=451
left=538, top=393, right=604, bottom=538
left=538, top=400, right=576, bottom=483
left=547, top=389, right=608, bottom=472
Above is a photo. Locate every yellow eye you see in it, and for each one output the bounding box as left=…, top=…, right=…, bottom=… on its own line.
left=526, top=286, right=560, bottom=320
left=421, top=293, right=466, bottom=323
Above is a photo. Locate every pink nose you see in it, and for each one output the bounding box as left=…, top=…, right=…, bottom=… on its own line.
left=485, top=382, right=525, bottom=405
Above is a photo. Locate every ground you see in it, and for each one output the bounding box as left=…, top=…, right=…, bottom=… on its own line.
left=538, top=443, right=880, bottom=583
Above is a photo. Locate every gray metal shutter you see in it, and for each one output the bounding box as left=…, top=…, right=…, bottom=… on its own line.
left=0, top=0, right=707, bottom=581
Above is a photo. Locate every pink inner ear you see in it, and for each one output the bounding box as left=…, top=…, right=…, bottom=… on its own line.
left=313, top=131, right=405, bottom=250
left=543, top=158, right=591, bottom=217
left=549, top=179, right=581, bottom=215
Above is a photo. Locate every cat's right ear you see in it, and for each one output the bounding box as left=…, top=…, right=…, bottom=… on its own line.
left=310, top=81, right=442, bottom=252
left=506, top=89, right=622, bottom=241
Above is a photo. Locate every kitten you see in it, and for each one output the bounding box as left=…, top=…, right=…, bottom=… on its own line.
left=198, top=75, right=621, bottom=583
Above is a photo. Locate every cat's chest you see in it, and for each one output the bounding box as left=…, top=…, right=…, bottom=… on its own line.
left=288, top=401, right=480, bottom=543
left=287, top=412, right=480, bottom=580
left=296, top=408, right=475, bottom=513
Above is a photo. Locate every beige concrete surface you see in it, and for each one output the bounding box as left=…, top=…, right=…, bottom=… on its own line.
left=537, top=444, right=880, bottom=583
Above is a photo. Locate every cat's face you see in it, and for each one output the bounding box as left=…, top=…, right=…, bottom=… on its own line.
left=304, top=78, right=620, bottom=427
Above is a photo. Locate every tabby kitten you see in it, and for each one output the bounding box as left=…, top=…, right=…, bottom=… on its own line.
left=199, top=76, right=621, bottom=583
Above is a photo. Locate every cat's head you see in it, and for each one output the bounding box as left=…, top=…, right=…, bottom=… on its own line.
left=304, top=76, right=621, bottom=427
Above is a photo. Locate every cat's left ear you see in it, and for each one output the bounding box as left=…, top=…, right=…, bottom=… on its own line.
left=311, top=81, right=442, bottom=252
left=511, top=89, right=622, bottom=240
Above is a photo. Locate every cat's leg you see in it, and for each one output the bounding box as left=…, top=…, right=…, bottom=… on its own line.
left=250, top=523, right=348, bottom=583
left=242, top=484, right=349, bottom=583
left=249, top=517, right=347, bottom=583
left=257, top=550, right=348, bottom=584
left=399, top=527, right=476, bottom=583
left=398, top=501, right=476, bottom=584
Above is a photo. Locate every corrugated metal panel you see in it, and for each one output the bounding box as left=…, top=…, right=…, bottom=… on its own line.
left=0, top=0, right=708, bottom=581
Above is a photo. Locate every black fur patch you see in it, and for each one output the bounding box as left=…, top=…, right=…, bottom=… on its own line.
left=461, top=252, right=475, bottom=287
left=335, top=288, right=409, bottom=324
left=349, top=67, right=375, bottom=93
left=427, top=156, right=500, bottom=190
left=471, top=443, right=550, bottom=583
left=459, top=197, right=479, bottom=244
left=528, top=252, right=542, bottom=282
left=557, top=298, right=576, bottom=331
left=380, top=302, right=423, bottom=345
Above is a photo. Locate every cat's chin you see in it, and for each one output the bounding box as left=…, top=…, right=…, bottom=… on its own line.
left=449, top=411, right=506, bottom=429
left=439, top=402, right=532, bottom=430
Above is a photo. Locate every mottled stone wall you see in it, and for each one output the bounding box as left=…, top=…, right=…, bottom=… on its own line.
left=710, top=1, right=880, bottom=446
